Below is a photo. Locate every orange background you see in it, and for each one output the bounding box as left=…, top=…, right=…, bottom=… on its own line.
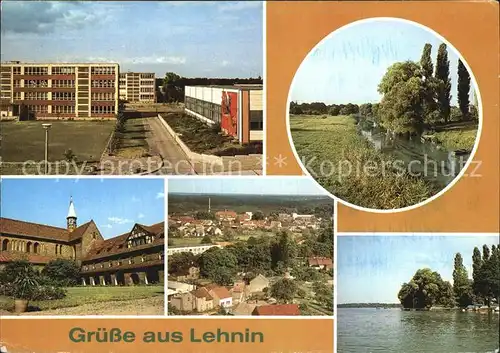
left=0, top=318, right=334, bottom=353
left=266, top=1, right=500, bottom=233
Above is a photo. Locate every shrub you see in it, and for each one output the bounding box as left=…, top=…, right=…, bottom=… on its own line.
left=32, top=285, right=67, bottom=301
left=41, top=259, right=80, bottom=287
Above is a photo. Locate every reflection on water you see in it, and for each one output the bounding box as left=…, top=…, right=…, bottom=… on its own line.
left=338, top=308, right=500, bottom=353
left=358, top=124, right=470, bottom=188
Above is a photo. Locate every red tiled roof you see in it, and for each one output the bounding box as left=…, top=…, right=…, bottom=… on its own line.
left=308, top=257, right=333, bottom=267
left=82, top=222, right=164, bottom=261
left=191, top=287, right=213, bottom=300
left=0, top=217, right=95, bottom=243
left=81, top=258, right=164, bottom=274
left=208, top=286, right=231, bottom=299
left=215, top=211, right=237, bottom=218
left=0, top=217, right=68, bottom=241
left=252, top=304, right=300, bottom=316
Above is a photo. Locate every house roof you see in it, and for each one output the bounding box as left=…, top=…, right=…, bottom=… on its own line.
left=82, top=222, right=164, bottom=261
left=0, top=217, right=93, bottom=242
left=308, top=257, right=333, bottom=267
left=252, top=304, right=300, bottom=316
left=191, top=287, right=213, bottom=300
left=208, top=285, right=232, bottom=299
left=215, top=210, right=237, bottom=218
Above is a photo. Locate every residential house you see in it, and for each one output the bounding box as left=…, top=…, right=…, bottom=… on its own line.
left=308, top=257, right=333, bottom=270
left=191, top=287, right=214, bottom=313
left=247, top=274, right=270, bottom=293
left=233, top=302, right=257, bottom=316
left=231, top=281, right=247, bottom=304
left=215, top=210, right=237, bottom=222
left=175, top=266, right=200, bottom=282
left=170, top=292, right=196, bottom=312
left=252, top=304, right=301, bottom=316
left=208, top=285, right=233, bottom=309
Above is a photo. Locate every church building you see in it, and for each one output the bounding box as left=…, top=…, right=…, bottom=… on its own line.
left=0, top=198, right=164, bottom=286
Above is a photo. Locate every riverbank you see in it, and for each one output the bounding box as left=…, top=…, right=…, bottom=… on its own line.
left=290, top=114, right=436, bottom=209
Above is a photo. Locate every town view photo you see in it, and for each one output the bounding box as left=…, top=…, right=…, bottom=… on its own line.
left=167, top=177, right=334, bottom=316
left=288, top=18, right=480, bottom=210
left=337, top=235, right=499, bottom=353
left=0, top=1, right=263, bottom=176
left=0, top=178, right=165, bottom=316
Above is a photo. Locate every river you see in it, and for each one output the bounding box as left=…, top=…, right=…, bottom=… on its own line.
left=358, top=124, right=470, bottom=189
left=337, top=308, right=500, bottom=353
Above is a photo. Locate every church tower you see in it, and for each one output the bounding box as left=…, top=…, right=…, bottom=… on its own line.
left=67, top=196, right=77, bottom=232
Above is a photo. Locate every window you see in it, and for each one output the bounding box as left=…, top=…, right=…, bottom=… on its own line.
left=128, top=258, right=134, bottom=265
left=24, top=66, right=48, bottom=75
left=27, top=105, right=48, bottom=113
left=250, top=111, right=263, bottom=130
left=91, top=92, right=114, bottom=101
left=53, top=105, right=75, bottom=114
left=52, top=80, right=75, bottom=88
left=53, top=92, right=75, bottom=101
left=13, top=92, right=22, bottom=100
left=25, top=80, right=48, bottom=88
left=91, top=105, right=115, bottom=114
left=52, top=66, right=75, bottom=75
left=91, top=80, right=114, bottom=88
left=13, top=67, right=21, bottom=75
left=91, top=66, right=116, bottom=75
left=25, top=92, right=48, bottom=100
left=13, top=80, right=21, bottom=87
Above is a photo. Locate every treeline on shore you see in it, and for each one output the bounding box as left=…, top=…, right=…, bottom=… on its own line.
left=290, top=42, right=479, bottom=135
left=155, top=72, right=263, bottom=103
left=398, top=244, right=499, bottom=309
left=338, top=303, right=402, bottom=308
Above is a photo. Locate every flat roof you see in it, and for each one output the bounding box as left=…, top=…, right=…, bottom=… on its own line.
left=186, top=84, right=263, bottom=90
left=1, top=61, right=119, bottom=66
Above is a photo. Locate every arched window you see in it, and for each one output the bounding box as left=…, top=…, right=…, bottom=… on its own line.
left=1, top=239, right=9, bottom=251
left=26, top=242, right=32, bottom=253
left=34, top=243, right=40, bottom=254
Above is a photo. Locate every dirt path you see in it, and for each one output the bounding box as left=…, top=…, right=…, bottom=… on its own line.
left=20, top=297, right=164, bottom=316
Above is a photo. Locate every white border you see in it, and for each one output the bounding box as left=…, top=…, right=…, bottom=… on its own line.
left=262, top=0, right=267, bottom=175
left=285, top=17, right=484, bottom=214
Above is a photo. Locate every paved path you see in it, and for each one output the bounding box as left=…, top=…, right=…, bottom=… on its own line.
left=144, top=117, right=197, bottom=175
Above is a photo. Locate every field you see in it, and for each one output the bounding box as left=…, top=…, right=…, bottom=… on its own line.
left=0, top=120, right=114, bottom=162
left=290, top=114, right=435, bottom=209
left=0, top=285, right=164, bottom=315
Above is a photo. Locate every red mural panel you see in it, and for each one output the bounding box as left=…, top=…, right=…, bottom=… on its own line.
left=221, top=91, right=238, bottom=137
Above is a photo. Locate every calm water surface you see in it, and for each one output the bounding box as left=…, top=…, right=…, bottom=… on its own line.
left=338, top=308, right=499, bottom=353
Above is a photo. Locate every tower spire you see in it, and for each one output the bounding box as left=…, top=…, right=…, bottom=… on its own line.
left=67, top=196, right=77, bottom=231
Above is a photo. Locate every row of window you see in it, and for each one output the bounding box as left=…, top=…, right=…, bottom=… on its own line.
left=82, top=252, right=164, bottom=271
left=91, top=105, right=115, bottom=114
left=140, top=87, right=154, bottom=93
left=24, top=66, right=49, bottom=75
left=25, top=80, right=48, bottom=88
left=53, top=105, right=76, bottom=113
left=53, top=79, right=75, bottom=88
left=91, top=80, right=115, bottom=88
left=25, top=92, right=48, bottom=100
left=53, top=67, right=76, bottom=74
left=91, top=67, right=116, bottom=75
left=27, top=105, right=48, bottom=113
left=91, top=92, right=115, bottom=101
left=53, top=92, right=76, bottom=100
left=140, top=80, right=155, bottom=86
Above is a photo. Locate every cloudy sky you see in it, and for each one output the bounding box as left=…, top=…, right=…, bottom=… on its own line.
left=291, top=19, right=477, bottom=105
left=337, top=235, right=499, bottom=304
left=1, top=1, right=263, bottom=78
left=0, top=178, right=165, bottom=238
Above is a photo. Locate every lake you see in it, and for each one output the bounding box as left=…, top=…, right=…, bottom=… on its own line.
left=337, top=308, right=500, bottom=353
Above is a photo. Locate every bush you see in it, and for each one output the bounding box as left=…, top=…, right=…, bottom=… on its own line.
left=0, top=260, right=38, bottom=284
left=32, top=285, right=67, bottom=301
left=42, top=259, right=80, bottom=286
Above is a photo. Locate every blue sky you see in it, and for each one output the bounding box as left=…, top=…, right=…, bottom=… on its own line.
left=1, top=1, right=263, bottom=78
left=337, top=235, right=499, bottom=304
left=168, top=177, right=329, bottom=196
left=291, top=19, right=476, bottom=105
left=0, top=178, right=165, bottom=238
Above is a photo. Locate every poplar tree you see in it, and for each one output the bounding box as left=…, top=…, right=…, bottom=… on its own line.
left=435, top=43, right=451, bottom=122
left=457, top=59, right=471, bottom=120
left=420, top=43, right=436, bottom=118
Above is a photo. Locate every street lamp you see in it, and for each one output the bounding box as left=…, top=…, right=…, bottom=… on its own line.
left=42, top=123, right=52, bottom=174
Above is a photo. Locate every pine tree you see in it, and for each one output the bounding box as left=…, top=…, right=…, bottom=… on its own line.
left=435, top=43, right=451, bottom=123
left=457, top=59, right=471, bottom=120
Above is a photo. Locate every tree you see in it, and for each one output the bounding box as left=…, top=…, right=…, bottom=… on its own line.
left=198, top=248, right=238, bottom=286
left=252, top=211, right=265, bottom=221
left=195, top=211, right=215, bottom=220
left=452, top=253, right=473, bottom=307
left=168, top=252, right=198, bottom=275
left=270, top=278, right=297, bottom=303
left=398, top=268, right=453, bottom=309
left=378, top=61, right=424, bottom=134
left=420, top=43, right=434, bottom=79
left=435, top=43, right=452, bottom=122
left=201, top=235, right=213, bottom=244
left=419, top=43, right=439, bottom=123
left=271, top=231, right=297, bottom=270
left=472, top=246, right=482, bottom=299
left=328, top=105, right=340, bottom=116
left=358, top=103, right=373, bottom=118
left=0, top=260, right=38, bottom=284
left=457, top=59, right=471, bottom=120
left=42, top=259, right=80, bottom=286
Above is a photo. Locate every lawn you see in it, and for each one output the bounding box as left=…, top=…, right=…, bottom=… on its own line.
left=290, top=114, right=436, bottom=209
left=0, top=285, right=163, bottom=312
left=0, top=120, right=114, bottom=163
left=170, top=237, right=205, bottom=247
left=113, top=118, right=150, bottom=158
left=162, top=113, right=262, bottom=156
